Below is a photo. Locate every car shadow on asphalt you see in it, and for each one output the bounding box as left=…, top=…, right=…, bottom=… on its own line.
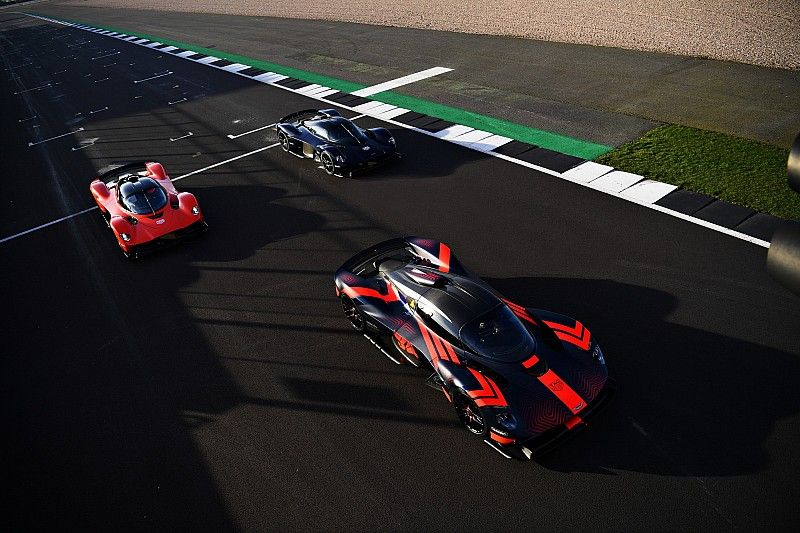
left=483, top=276, right=800, bottom=477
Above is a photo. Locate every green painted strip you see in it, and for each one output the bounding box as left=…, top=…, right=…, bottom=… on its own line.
left=370, top=92, right=611, bottom=159
left=34, top=13, right=612, bottom=160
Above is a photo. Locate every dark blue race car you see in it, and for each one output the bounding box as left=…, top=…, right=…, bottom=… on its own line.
left=275, top=109, right=398, bottom=177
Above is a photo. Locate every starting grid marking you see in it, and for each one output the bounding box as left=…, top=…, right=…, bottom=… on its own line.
left=12, top=13, right=773, bottom=249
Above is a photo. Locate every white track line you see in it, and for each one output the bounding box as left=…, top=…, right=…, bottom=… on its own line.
left=0, top=207, right=97, bottom=245
left=227, top=122, right=276, bottom=139
left=28, top=127, right=84, bottom=147
left=351, top=66, right=453, bottom=97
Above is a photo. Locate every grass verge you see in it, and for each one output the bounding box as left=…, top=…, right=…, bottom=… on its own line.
left=596, top=125, right=799, bottom=220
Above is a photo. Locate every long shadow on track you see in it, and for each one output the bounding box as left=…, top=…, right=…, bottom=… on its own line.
left=485, top=276, right=800, bottom=477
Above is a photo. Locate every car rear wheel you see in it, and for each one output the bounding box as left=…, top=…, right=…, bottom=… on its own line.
left=454, top=390, right=488, bottom=436
left=320, top=152, right=336, bottom=176
left=278, top=131, right=290, bottom=152
left=341, top=296, right=365, bottom=332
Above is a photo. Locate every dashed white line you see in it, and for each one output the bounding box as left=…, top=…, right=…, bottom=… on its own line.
left=13, top=82, right=51, bottom=94
left=133, top=70, right=172, bottom=83
left=89, top=106, right=109, bottom=114
left=169, top=131, right=194, bottom=142
left=28, top=127, right=84, bottom=147
left=168, top=97, right=187, bottom=105
left=90, top=51, right=119, bottom=60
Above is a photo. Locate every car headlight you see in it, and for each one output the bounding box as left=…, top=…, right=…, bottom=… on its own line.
left=191, top=205, right=200, bottom=216
left=335, top=155, right=345, bottom=163
left=120, top=233, right=131, bottom=242
left=388, top=136, right=395, bottom=145
left=493, top=410, right=517, bottom=433
left=592, top=343, right=605, bottom=365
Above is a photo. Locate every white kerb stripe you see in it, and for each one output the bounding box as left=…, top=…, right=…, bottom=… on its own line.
left=351, top=66, right=453, bottom=97
left=561, top=161, right=614, bottom=183
left=294, top=83, right=322, bottom=94
left=371, top=107, right=411, bottom=120
left=301, top=86, right=334, bottom=96
left=315, top=89, right=340, bottom=98
left=590, top=170, right=645, bottom=193
left=145, top=42, right=163, bottom=48
left=221, top=63, right=251, bottom=73
left=352, top=100, right=389, bottom=112
left=467, top=134, right=513, bottom=152
left=253, top=72, right=287, bottom=83
left=365, top=103, right=398, bottom=115
left=176, top=50, right=197, bottom=58
left=195, top=56, right=221, bottom=64
left=434, top=124, right=474, bottom=139
left=620, top=180, right=678, bottom=204
left=159, top=45, right=178, bottom=53
left=449, top=129, right=494, bottom=145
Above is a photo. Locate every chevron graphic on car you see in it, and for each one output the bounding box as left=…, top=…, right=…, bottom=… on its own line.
left=466, top=368, right=507, bottom=408
left=543, top=319, right=591, bottom=350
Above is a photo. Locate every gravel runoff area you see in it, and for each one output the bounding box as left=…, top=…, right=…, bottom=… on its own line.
left=50, top=0, right=800, bottom=70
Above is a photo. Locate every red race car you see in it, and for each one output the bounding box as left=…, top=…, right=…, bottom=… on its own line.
left=90, top=161, right=207, bottom=258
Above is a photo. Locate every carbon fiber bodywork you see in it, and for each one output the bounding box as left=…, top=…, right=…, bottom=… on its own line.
left=275, top=109, right=398, bottom=177
left=334, top=237, right=614, bottom=459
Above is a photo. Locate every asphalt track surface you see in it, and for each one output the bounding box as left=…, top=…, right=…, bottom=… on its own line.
left=2, top=13, right=800, bottom=532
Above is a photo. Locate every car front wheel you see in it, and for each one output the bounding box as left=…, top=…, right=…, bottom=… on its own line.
left=320, top=152, right=336, bottom=175
left=278, top=131, right=290, bottom=152
left=454, top=390, right=488, bottom=437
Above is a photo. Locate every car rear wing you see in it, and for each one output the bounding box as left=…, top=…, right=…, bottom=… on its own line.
left=97, top=161, right=151, bottom=185
left=277, top=108, right=340, bottom=125
left=337, top=237, right=411, bottom=275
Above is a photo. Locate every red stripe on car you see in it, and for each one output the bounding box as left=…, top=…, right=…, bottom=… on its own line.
left=537, top=369, right=587, bottom=414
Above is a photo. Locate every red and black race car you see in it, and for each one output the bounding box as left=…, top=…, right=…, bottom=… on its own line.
left=334, top=237, right=614, bottom=459
left=89, top=161, right=207, bottom=258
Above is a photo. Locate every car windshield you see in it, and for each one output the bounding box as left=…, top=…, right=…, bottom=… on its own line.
left=320, top=120, right=367, bottom=145
left=460, top=306, right=536, bottom=362
left=119, top=177, right=167, bottom=214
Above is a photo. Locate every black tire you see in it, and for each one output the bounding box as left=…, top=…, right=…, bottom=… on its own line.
left=454, top=390, right=488, bottom=437
left=320, top=152, right=336, bottom=176
left=341, top=296, right=365, bottom=332
left=278, top=131, right=290, bottom=152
